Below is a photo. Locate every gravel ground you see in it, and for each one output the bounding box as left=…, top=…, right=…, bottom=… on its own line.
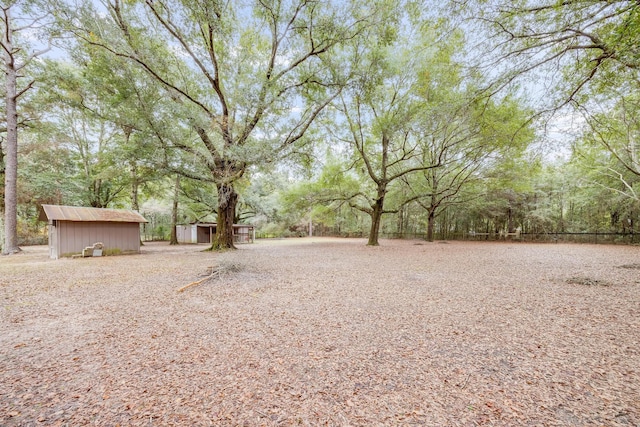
left=1, top=238, right=639, bottom=426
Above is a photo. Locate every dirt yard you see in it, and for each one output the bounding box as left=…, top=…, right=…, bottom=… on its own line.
left=1, top=238, right=639, bottom=426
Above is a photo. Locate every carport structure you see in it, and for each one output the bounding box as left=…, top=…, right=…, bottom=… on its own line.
left=176, top=223, right=255, bottom=244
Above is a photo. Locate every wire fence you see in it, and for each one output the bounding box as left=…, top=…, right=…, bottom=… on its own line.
left=256, top=231, right=640, bottom=245
left=371, top=232, right=640, bottom=244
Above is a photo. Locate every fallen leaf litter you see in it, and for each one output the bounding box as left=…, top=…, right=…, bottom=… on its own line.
left=1, top=239, right=639, bottom=426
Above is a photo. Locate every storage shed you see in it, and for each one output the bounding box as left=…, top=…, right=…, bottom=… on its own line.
left=40, top=204, right=148, bottom=259
left=176, top=223, right=255, bottom=244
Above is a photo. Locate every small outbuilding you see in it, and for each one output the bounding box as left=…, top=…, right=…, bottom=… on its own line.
left=176, top=223, right=255, bottom=244
left=40, top=204, right=148, bottom=259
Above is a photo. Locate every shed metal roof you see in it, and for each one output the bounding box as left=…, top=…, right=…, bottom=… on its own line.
left=40, top=204, right=148, bottom=223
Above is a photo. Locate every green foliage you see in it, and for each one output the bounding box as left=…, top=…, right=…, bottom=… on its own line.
left=103, top=248, right=123, bottom=256
left=468, top=0, right=640, bottom=112
left=4, top=0, right=640, bottom=247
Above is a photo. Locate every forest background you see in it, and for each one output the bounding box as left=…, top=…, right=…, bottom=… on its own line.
left=1, top=0, right=639, bottom=252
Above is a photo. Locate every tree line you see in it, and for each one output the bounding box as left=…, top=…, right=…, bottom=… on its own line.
left=1, top=0, right=639, bottom=252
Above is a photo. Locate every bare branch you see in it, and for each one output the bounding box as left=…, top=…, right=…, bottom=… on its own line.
left=14, top=79, right=34, bottom=99
left=146, top=0, right=229, bottom=121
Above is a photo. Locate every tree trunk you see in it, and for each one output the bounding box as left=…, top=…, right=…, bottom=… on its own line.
left=367, top=196, right=384, bottom=246
left=397, top=204, right=404, bottom=235
left=169, top=174, right=180, bottom=245
left=129, top=161, right=139, bottom=211
left=425, top=185, right=439, bottom=242
left=0, top=117, right=4, bottom=254
left=558, top=193, right=565, bottom=233
left=129, top=151, right=144, bottom=245
left=0, top=133, right=4, bottom=210
left=211, top=182, right=238, bottom=250
left=507, top=205, right=514, bottom=233
left=426, top=209, right=436, bottom=242
left=90, top=179, right=108, bottom=208
left=125, top=126, right=139, bottom=211
left=3, top=11, right=20, bottom=255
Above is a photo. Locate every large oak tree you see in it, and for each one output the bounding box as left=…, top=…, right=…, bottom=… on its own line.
left=55, top=0, right=377, bottom=249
